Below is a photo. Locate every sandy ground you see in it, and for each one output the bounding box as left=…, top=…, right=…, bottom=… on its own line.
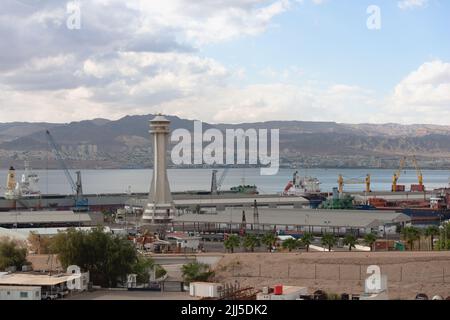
left=212, top=251, right=450, bottom=300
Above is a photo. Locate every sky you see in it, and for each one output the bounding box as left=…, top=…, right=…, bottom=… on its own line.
left=0, top=0, right=449, bottom=124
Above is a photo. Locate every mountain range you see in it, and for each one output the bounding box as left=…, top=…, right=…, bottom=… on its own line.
left=1, top=115, right=450, bottom=169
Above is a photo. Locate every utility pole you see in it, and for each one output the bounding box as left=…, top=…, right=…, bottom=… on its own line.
left=253, top=200, right=259, bottom=233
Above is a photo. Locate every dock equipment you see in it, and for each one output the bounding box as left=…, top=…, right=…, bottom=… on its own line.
left=211, top=168, right=230, bottom=194
left=392, top=157, right=406, bottom=192
left=338, top=174, right=371, bottom=193
left=392, top=156, right=425, bottom=192
left=45, top=130, right=88, bottom=211
left=411, top=155, right=425, bottom=192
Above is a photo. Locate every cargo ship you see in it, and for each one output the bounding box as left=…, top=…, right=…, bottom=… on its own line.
left=367, top=188, right=450, bottom=222
left=282, top=171, right=327, bottom=208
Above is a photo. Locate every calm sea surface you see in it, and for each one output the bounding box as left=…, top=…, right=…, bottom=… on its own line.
left=0, top=168, right=449, bottom=195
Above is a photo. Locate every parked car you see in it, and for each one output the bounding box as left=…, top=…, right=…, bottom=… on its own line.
left=41, top=292, right=59, bottom=300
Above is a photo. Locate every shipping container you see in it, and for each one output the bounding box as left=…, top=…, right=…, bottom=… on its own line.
left=410, top=185, right=425, bottom=192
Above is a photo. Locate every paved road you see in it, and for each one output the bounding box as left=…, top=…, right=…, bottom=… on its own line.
left=66, top=290, right=197, bottom=300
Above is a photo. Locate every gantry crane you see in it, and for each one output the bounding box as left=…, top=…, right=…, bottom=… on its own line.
left=46, top=130, right=89, bottom=211
left=392, top=156, right=406, bottom=192
left=338, top=174, right=371, bottom=193
left=338, top=174, right=372, bottom=193
left=410, top=155, right=425, bottom=192
left=391, top=156, right=425, bottom=192
left=412, top=155, right=424, bottom=190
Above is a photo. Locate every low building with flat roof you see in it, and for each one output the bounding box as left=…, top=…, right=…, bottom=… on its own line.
left=0, top=285, right=41, bottom=300
left=173, top=208, right=411, bottom=235
left=0, top=271, right=90, bottom=297
left=0, top=210, right=92, bottom=228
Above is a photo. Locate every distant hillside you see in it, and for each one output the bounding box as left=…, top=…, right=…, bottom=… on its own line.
left=0, top=122, right=61, bottom=143
left=1, top=115, right=450, bottom=169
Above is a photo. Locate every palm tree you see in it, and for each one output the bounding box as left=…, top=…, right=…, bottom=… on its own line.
left=282, top=238, right=299, bottom=252
left=363, top=233, right=377, bottom=251
left=242, top=234, right=260, bottom=252
left=343, top=234, right=357, bottom=251
left=224, top=235, right=240, bottom=253
left=300, top=233, right=314, bottom=252
left=424, top=225, right=440, bottom=250
left=181, top=262, right=214, bottom=283
left=321, top=233, right=337, bottom=252
left=401, top=226, right=421, bottom=250
left=261, top=232, right=277, bottom=252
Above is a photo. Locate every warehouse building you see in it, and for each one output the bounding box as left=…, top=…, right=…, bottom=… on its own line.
left=173, top=208, right=411, bottom=235
left=0, top=210, right=92, bottom=228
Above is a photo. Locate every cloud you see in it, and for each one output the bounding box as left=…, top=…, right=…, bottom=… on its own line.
left=398, top=0, right=429, bottom=10
left=377, top=60, right=450, bottom=124
left=0, top=1, right=448, bottom=126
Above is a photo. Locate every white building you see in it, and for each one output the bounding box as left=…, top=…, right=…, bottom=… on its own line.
left=0, top=286, right=41, bottom=300
left=189, top=282, right=223, bottom=298
left=166, top=232, right=201, bottom=250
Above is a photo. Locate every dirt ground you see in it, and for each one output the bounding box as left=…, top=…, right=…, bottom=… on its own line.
left=212, top=251, right=450, bottom=300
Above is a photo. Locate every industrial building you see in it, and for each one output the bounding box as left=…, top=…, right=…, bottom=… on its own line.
left=172, top=208, right=411, bottom=235
left=0, top=210, right=92, bottom=228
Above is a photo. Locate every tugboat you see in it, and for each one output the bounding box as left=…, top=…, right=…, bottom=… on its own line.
left=230, top=185, right=259, bottom=195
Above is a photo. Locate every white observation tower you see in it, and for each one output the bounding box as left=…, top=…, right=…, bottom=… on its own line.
left=143, top=115, right=175, bottom=223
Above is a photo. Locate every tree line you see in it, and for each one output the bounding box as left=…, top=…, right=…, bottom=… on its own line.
left=223, top=232, right=379, bottom=253
left=0, top=227, right=165, bottom=288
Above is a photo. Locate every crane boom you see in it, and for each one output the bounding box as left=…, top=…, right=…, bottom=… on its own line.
left=392, top=156, right=407, bottom=192
left=412, top=155, right=423, bottom=186
left=217, top=167, right=230, bottom=190
left=46, top=130, right=87, bottom=211
left=46, top=130, right=77, bottom=192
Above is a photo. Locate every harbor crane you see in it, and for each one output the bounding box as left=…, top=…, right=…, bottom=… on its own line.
left=211, top=168, right=230, bottom=194
left=392, top=156, right=406, bottom=192
left=412, top=155, right=425, bottom=191
left=338, top=174, right=371, bottom=194
left=45, top=130, right=89, bottom=211
left=392, top=156, right=425, bottom=192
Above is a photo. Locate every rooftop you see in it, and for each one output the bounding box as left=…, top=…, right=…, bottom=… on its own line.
left=0, top=285, right=41, bottom=291
left=174, top=208, right=411, bottom=229
left=0, top=211, right=91, bottom=225
left=0, top=273, right=74, bottom=286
